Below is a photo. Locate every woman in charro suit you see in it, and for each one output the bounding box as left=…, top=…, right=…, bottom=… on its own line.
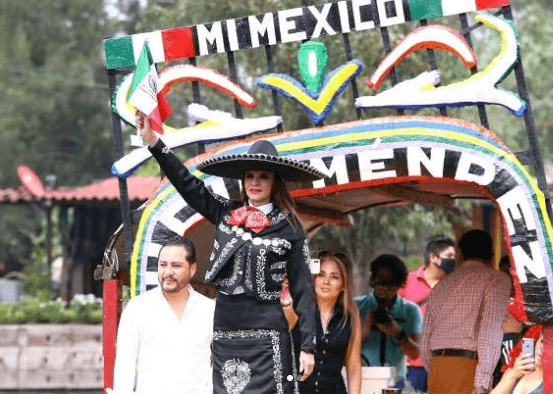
left=137, top=111, right=323, bottom=394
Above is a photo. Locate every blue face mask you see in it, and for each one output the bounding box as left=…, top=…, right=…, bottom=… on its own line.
left=439, top=258, right=456, bottom=274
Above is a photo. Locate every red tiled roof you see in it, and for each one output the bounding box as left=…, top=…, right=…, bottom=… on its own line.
left=0, top=176, right=161, bottom=204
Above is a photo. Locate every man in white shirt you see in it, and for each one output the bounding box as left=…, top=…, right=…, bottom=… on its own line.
left=111, top=235, right=216, bottom=394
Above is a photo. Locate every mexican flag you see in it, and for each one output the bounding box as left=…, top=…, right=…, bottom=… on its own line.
left=128, top=41, right=172, bottom=134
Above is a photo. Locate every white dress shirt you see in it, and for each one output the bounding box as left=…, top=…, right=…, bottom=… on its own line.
left=248, top=201, right=274, bottom=215
left=112, top=285, right=215, bottom=394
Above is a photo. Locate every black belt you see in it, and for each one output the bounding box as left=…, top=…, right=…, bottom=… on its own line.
left=432, top=348, right=478, bottom=360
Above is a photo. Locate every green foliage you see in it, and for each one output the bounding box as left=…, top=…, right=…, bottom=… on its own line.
left=0, top=294, right=102, bottom=324
left=0, top=0, right=117, bottom=264
left=0, top=0, right=550, bottom=299
left=21, top=246, right=52, bottom=302
left=17, top=206, right=72, bottom=301
left=310, top=204, right=470, bottom=295
left=403, top=254, right=424, bottom=272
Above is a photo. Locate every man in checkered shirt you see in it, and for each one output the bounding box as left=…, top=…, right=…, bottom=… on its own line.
left=421, top=229, right=511, bottom=394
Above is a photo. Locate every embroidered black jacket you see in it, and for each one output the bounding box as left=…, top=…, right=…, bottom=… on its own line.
left=149, top=140, right=317, bottom=352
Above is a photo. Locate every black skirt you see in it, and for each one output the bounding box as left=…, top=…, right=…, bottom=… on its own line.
left=213, top=292, right=299, bottom=394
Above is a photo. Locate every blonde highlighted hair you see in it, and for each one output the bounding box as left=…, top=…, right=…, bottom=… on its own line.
left=317, top=251, right=359, bottom=327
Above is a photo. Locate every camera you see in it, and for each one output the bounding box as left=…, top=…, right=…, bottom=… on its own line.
left=374, top=306, right=392, bottom=324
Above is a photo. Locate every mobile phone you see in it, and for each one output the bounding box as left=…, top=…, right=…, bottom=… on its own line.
left=522, top=338, right=534, bottom=357
left=310, top=258, right=320, bottom=274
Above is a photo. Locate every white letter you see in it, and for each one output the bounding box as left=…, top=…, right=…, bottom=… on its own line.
left=407, top=146, right=445, bottom=177
left=511, top=243, right=546, bottom=283
left=310, top=155, right=349, bottom=188
left=226, top=19, right=239, bottom=51
left=249, top=13, right=277, bottom=48
left=337, top=1, right=351, bottom=33
left=278, top=8, right=307, bottom=43
left=308, top=4, right=336, bottom=38
left=455, top=152, right=495, bottom=186
left=352, top=0, right=375, bottom=31
left=497, top=186, right=546, bottom=283
left=197, top=22, right=225, bottom=55
left=358, top=149, right=396, bottom=180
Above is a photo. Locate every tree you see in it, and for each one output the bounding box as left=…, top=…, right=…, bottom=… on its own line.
left=1, top=0, right=550, bottom=296
left=309, top=204, right=471, bottom=296
left=0, top=1, right=121, bottom=270
left=110, top=0, right=551, bottom=295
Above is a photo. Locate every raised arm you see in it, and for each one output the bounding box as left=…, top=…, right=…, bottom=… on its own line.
left=136, top=111, right=232, bottom=223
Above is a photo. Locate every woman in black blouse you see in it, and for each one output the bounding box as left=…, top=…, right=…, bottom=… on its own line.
left=137, top=111, right=324, bottom=393
left=288, top=251, right=362, bottom=394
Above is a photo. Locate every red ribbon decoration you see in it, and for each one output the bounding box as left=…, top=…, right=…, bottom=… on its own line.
left=228, top=206, right=272, bottom=233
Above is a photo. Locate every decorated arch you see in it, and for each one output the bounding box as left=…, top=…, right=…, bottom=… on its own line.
left=101, top=0, right=553, bottom=391
left=131, top=115, right=553, bottom=323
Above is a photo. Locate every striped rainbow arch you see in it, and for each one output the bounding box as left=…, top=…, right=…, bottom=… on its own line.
left=131, top=115, right=553, bottom=323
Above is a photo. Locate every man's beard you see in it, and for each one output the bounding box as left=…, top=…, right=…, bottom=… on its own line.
left=160, top=277, right=184, bottom=293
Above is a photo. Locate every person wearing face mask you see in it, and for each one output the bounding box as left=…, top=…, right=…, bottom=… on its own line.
left=357, top=254, right=423, bottom=383
left=398, top=237, right=456, bottom=392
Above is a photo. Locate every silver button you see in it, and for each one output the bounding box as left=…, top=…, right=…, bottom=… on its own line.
left=287, top=375, right=293, bottom=382
left=242, top=233, right=252, bottom=241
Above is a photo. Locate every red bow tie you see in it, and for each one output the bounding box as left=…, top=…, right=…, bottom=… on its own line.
left=228, top=206, right=272, bottom=233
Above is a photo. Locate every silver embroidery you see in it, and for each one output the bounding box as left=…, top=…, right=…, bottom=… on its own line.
left=161, top=146, right=171, bottom=154
left=256, top=249, right=280, bottom=301
left=214, top=329, right=284, bottom=394
left=302, top=240, right=310, bottom=267
left=221, top=358, right=251, bottom=394
left=244, top=245, right=253, bottom=290
left=219, top=221, right=233, bottom=235
left=268, top=207, right=288, bottom=226
left=206, top=238, right=238, bottom=280
left=271, top=273, right=285, bottom=282
left=215, top=250, right=243, bottom=288
left=210, top=191, right=233, bottom=206
left=270, top=261, right=286, bottom=270
left=210, top=240, right=220, bottom=261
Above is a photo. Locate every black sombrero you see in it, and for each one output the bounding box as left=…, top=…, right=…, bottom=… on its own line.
left=197, top=140, right=325, bottom=181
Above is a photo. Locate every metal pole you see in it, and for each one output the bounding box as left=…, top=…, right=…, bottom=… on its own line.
left=107, top=69, right=133, bottom=272
left=503, top=6, right=553, bottom=223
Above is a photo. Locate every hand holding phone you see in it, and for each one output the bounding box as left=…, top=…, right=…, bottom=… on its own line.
left=513, top=339, right=536, bottom=378
left=522, top=338, right=534, bottom=358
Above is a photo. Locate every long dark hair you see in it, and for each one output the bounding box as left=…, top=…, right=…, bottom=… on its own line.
left=239, top=171, right=299, bottom=229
